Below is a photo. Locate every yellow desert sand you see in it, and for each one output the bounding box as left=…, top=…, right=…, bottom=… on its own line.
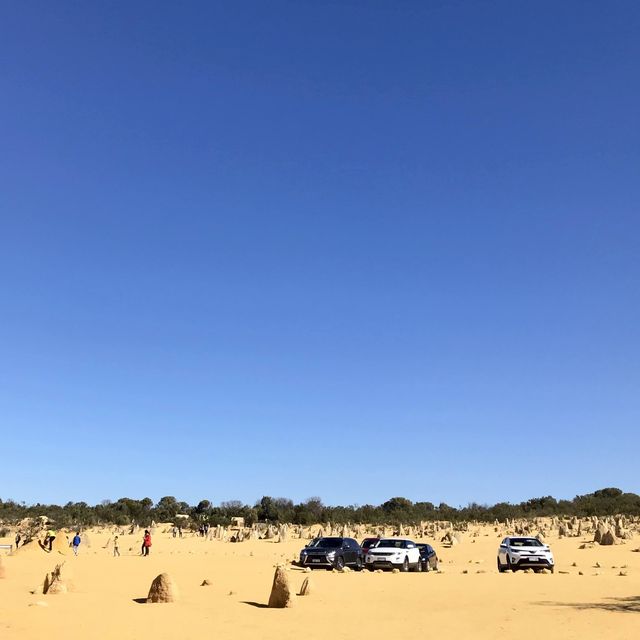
left=1, top=522, right=639, bottom=640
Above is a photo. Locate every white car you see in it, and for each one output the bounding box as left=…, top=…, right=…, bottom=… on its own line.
left=365, top=538, right=422, bottom=572
left=497, top=536, right=555, bottom=573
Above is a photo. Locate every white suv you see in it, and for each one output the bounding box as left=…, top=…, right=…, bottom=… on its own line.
left=365, top=538, right=422, bottom=572
left=497, top=536, right=555, bottom=573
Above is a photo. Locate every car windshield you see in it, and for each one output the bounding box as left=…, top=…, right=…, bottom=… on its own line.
left=509, top=538, right=543, bottom=547
left=315, top=537, right=343, bottom=549
left=376, top=539, right=407, bottom=549
left=362, top=539, right=377, bottom=548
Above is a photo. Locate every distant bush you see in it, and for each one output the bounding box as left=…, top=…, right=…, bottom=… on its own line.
left=2, top=488, right=640, bottom=528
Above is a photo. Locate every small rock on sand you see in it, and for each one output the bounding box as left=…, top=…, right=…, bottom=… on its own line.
left=299, top=577, right=312, bottom=596
left=46, top=580, right=68, bottom=594
left=43, top=562, right=71, bottom=595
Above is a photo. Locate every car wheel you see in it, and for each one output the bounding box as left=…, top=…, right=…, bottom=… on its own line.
left=415, top=560, right=423, bottom=572
left=335, top=556, right=345, bottom=571
left=507, top=556, right=515, bottom=572
left=549, top=566, right=555, bottom=574
left=401, top=557, right=409, bottom=572
left=497, top=557, right=504, bottom=573
left=355, top=556, right=363, bottom=571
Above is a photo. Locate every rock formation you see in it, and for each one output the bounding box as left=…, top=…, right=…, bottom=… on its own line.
left=147, top=573, right=179, bottom=603
left=268, top=566, right=294, bottom=608
left=298, top=576, right=312, bottom=596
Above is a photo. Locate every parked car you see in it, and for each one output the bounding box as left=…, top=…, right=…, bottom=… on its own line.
left=497, top=536, right=555, bottom=573
left=360, top=537, right=380, bottom=556
left=416, top=543, right=438, bottom=571
left=365, top=538, right=421, bottom=572
left=299, top=537, right=364, bottom=570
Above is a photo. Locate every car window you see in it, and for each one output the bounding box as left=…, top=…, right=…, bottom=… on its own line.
left=377, top=539, right=407, bottom=549
left=509, top=538, right=543, bottom=547
left=315, top=537, right=343, bottom=548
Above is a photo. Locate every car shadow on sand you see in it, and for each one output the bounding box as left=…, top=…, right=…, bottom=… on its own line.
left=537, top=596, right=640, bottom=613
left=132, top=598, right=148, bottom=604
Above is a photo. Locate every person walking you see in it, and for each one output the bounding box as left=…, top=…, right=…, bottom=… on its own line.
left=72, top=532, right=81, bottom=556
left=142, top=530, right=152, bottom=556
left=113, top=535, right=120, bottom=557
left=15, top=532, right=21, bottom=550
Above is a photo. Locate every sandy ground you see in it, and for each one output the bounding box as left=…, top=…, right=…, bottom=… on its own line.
left=1, top=525, right=638, bottom=639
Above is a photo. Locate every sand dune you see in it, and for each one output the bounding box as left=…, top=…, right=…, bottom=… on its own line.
left=1, top=523, right=638, bottom=639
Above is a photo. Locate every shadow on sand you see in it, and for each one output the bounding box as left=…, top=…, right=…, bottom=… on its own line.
left=241, top=601, right=269, bottom=609
left=537, top=596, right=640, bottom=614
left=132, top=598, right=148, bottom=604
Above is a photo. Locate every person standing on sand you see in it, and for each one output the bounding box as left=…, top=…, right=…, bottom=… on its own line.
left=113, top=535, right=120, bottom=557
left=15, top=532, right=21, bottom=550
left=142, top=530, right=152, bottom=556
left=72, top=532, right=81, bottom=556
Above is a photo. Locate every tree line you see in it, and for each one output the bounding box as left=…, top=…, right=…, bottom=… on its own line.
left=1, top=488, right=638, bottom=529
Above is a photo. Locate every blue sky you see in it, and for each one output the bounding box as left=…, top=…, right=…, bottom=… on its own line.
left=1, top=1, right=638, bottom=508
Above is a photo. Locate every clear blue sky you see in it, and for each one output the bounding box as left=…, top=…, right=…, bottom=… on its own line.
left=1, top=1, right=638, bottom=508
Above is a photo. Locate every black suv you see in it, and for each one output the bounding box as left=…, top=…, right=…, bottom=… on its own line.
left=299, top=537, right=364, bottom=570
left=416, top=543, right=438, bottom=571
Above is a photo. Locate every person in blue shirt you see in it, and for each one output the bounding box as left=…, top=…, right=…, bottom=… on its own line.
left=72, top=532, right=81, bottom=556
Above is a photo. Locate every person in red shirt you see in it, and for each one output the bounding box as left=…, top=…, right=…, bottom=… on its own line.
left=142, top=530, right=152, bottom=556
